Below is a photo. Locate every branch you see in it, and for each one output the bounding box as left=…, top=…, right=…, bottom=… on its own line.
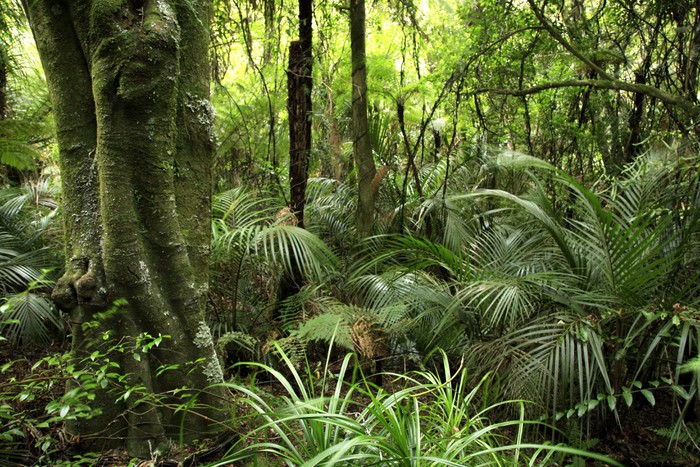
left=526, top=0, right=614, bottom=81
left=475, top=79, right=700, bottom=119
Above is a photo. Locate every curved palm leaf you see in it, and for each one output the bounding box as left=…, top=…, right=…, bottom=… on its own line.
left=348, top=268, right=461, bottom=352
left=304, top=177, right=358, bottom=253
left=454, top=151, right=678, bottom=311
left=0, top=182, right=60, bottom=295
left=465, top=311, right=613, bottom=424
left=210, top=187, right=340, bottom=333
left=0, top=290, right=62, bottom=346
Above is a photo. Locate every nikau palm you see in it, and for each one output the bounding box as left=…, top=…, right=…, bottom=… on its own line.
left=338, top=149, right=699, bottom=434
left=0, top=180, right=62, bottom=346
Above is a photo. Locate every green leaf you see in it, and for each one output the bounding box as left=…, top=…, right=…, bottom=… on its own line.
left=60, top=405, right=70, bottom=418
left=622, top=387, right=633, bottom=407
left=681, top=355, right=700, bottom=375
left=577, top=402, right=587, bottom=417
left=607, top=395, right=616, bottom=411
left=640, top=389, right=655, bottom=406
left=672, top=385, right=691, bottom=400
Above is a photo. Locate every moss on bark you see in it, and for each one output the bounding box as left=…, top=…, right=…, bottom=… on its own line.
left=23, top=0, right=227, bottom=456
left=351, top=0, right=377, bottom=238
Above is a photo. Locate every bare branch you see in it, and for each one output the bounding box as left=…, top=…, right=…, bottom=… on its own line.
left=475, top=79, right=700, bottom=119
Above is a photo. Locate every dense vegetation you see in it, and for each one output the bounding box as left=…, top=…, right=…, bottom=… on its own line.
left=2, top=0, right=700, bottom=464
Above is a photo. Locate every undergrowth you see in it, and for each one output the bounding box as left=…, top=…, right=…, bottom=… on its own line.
left=0, top=326, right=622, bottom=466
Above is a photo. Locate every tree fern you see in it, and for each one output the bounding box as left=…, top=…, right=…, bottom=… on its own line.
left=293, top=312, right=355, bottom=353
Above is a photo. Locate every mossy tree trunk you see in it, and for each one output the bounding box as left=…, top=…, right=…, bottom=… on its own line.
left=23, top=0, right=227, bottom=456
left=350, top=0, right=376, bottom=237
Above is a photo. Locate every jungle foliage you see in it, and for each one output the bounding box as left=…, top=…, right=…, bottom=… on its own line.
left=2, top=0, right=700, bottom=464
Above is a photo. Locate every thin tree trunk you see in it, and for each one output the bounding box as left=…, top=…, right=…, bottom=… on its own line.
left=280, top=0, right=314, bottom=311
left=0, top=43, right=6, bottom=120
left=288, top=0, right=313, bottom=228
left=624, top=71, right=647, bottom=163
left=288, top=41, right=309, bottom=226
left=684, top=0, right=700, bottom=102
left=263, top=0, right=275, bottom=64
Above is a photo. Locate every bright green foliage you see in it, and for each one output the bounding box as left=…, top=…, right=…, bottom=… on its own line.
left=215, top=346, right=620, bottom=466
left=209, top=186, right=339, bottom=335
left=344, top=149, right=700, bottom=438
left=6, top=0, right=700, bottom=461
left=0, top=312, right=198, bottom=465
left=0, top=1, right=53, bottom=174
left=0, top=180, right=62, bottom=346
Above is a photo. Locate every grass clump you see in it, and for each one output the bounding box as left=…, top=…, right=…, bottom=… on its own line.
left=216, top=343, right=621, bottom=466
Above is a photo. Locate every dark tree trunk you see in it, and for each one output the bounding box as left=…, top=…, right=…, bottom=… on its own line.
left=288, top=0, right=313, bottom=227
left=23, top=0, right=228, bottom=456
left=684, top=0, right=700, bottom=102
left=624, top=72, right=647, bottom=163
left=0, top=43, right=6, bottom=120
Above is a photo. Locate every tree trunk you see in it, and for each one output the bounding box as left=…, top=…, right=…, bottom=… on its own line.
left=351, top=0, right=376, bottom=238
left=0, top=43, right=6, bottom=120
left=624, top=71, right=647, bottom=163
left=279, top=0, right=314, bottom=312
left=263, top=0, right=276, bottom=64
left=684, top=0, right=700, bottom=102
left=287, top=0, right=313, bottom=227
left=23, top=0, right=227, bottom=456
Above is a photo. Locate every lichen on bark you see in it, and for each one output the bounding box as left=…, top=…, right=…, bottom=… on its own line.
left=23, top=0, right=228, bottom=456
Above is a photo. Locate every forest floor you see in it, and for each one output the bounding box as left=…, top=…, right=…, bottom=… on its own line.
left=596, top=396, right=700, bottom=466
left=2, top=342, right=700, bottom=466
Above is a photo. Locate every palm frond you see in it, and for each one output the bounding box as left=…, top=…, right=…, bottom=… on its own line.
left=465, top=311, right=613, bottom=424
left=305, top=177, right=358, bottom=251
left=459, top=151, right=679, bottom=311
left=0, top=183, right=61, bottom=296
left=0, top=291, right=63, bottom=347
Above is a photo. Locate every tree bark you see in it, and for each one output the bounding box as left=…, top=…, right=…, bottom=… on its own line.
left=624, top=71, right=647, bottom=163
left=279, top=0, right=314, bottom=311
left=0, top=43, right=6, bottom=120
left=684, top=0, right=700, bottom=102
left=23, top=0, right=227, bottom=456
left=351, top=0, right=376, bottom=238
left=288, top=0, right=313, bottom=227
